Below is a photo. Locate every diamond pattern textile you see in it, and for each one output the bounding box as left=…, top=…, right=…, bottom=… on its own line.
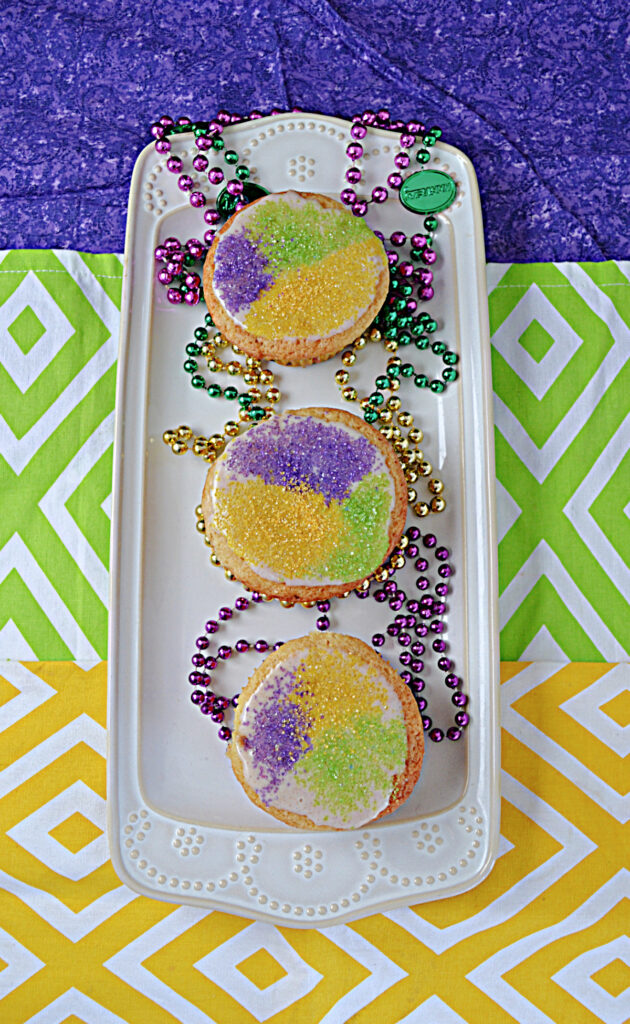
left=0, top=252, right=628, bottom=1023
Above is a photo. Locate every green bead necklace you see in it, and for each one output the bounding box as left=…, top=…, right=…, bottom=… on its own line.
left=180, top=312, right=280, bottom=427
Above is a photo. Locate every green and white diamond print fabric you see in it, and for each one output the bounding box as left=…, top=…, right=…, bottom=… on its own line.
left=1, top=251, right=628, bottom=661
left=488, top=262, right=629, bottom=661
left=0, top=251, right=122, bottom=660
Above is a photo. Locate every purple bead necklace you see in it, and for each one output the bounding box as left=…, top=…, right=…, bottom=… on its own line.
left=188, top=592, right=284, bottom=741
left=339, top=107, right=442, bottom=221
left=150, top=107, right=444, bottom=310
left=150, top=110, right=262, bottom=216
left=187, top=526, right=468, bottom=746
left=333, top=108, right=462, bottom=442
left=151, top=109, right=262, bottom=307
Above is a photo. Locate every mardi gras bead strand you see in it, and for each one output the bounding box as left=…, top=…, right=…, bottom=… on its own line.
left=187, top=527, right=467, bottom=744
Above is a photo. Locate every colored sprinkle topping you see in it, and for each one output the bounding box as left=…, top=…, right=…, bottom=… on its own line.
left=236, top=195, right=369, bottom=273
left=212, top=192, right=387, bottom=340
left=223, top=414, right=376, bottom=504
left=236, top=640, right=409, bottom=827
left=212, top=234, right=273, bottom=310
left=211, top=413, right=396, bottom=584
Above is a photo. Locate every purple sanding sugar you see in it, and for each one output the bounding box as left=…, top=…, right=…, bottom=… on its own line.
left=225, top=415, right=377, bottom=504
left=213, top=231, right=273, bottom=311
left=246, top=668, right=312, bottom=800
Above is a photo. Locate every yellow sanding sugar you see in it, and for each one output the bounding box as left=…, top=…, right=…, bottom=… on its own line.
left=288, top=645, right=390, bottom=744
left=242, top=236, right=384, bottom=339
left=213, top=479, right=341, bottom=577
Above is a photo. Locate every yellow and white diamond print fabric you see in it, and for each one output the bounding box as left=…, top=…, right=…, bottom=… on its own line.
left=1, top=661, right=628, bottom=1022
left=1, top=253, right=629, bottom=1023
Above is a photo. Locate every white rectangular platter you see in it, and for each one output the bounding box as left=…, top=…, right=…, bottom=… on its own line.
left=108, top=112, right=500, bottom=926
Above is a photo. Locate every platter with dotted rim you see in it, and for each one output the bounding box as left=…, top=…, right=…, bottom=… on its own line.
left=108, top=112, right=500, bottom=926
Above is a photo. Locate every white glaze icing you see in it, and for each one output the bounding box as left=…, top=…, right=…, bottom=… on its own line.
left=234, top=645, right=408, bottom=828
left=208, top=414, right=397, bottom=585
left=212, top=191, right=387, bottom=342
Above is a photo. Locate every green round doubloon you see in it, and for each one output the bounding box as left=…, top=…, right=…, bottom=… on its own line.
left=399, top=170, right=457, bottom=215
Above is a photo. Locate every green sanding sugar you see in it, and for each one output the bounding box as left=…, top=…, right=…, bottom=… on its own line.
left=309, top=472, right=392, bottom=579
left=244, top=198, right=372, bottom=273
left=294, top=715, right=408, bottom=818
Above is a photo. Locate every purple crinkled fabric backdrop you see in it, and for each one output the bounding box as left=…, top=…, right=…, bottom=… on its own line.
left=2, top=0, right=628, bottom=261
